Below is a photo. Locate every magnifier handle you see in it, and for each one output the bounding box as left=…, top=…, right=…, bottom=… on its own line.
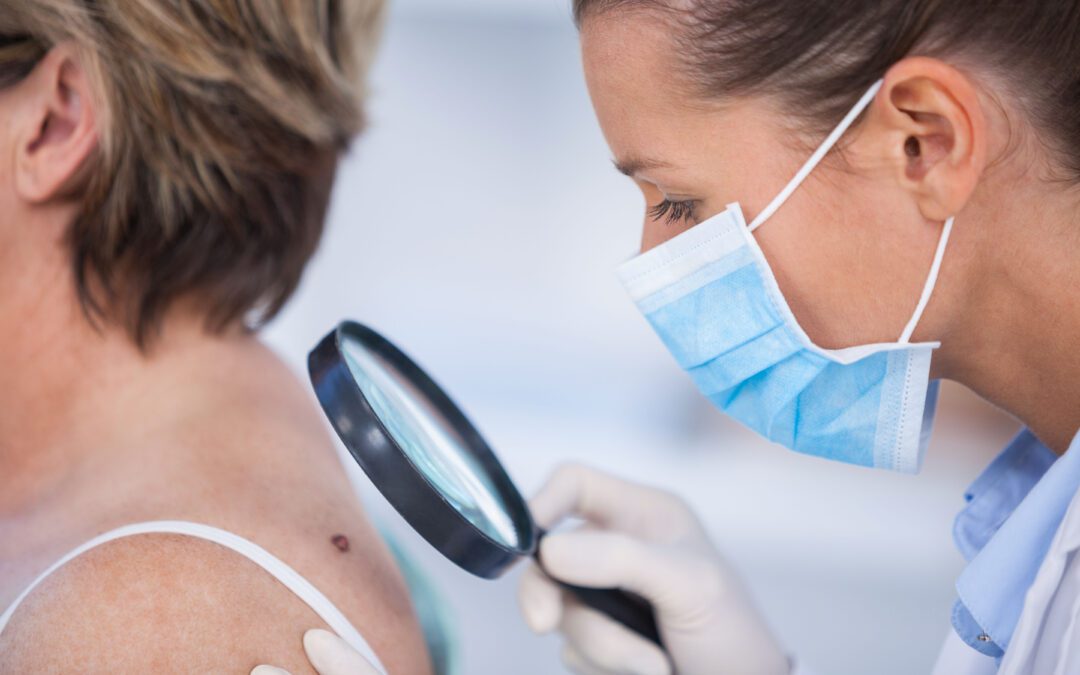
left=553, top=579, right=663, bottom=648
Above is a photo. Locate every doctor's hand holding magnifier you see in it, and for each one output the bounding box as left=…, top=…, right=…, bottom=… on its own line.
left=520, top=465, right=788, bottom=675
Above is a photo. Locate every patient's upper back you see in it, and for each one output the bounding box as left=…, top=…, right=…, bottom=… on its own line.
left=0, top=342, right=433, bottom=674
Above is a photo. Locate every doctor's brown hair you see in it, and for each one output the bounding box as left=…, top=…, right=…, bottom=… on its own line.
left=574, top=0, right=1080, bottom=180
left=0, top=0, right=384, bottom=346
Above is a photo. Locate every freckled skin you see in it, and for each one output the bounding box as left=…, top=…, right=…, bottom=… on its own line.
left=0, top=339, right=434, bottom=675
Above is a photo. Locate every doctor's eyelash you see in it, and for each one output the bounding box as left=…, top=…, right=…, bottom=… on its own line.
left=649, top=199, right=696, bottom=224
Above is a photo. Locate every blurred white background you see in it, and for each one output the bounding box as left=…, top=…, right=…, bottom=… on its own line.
left=264, top=1, right=1019, bottom=673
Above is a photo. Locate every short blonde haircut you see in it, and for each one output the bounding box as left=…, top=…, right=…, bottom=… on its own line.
left=0, top=0, right=385, bottom=344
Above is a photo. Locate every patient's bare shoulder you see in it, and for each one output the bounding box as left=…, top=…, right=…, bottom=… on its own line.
left=157, top=379, right=434, bottom=675
left=0, top=346, right=432, bottom=674
left=0, top=533, right=328, bottom=673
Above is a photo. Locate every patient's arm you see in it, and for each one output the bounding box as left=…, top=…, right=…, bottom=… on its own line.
left=0, top=534, right=376, bottom=673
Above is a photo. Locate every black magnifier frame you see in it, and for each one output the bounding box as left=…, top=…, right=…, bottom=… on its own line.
left=309, top=321, right=535, bottom=577
left=308, top=321, right=662, bottom=647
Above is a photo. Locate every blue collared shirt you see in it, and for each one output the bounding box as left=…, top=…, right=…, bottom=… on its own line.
left=951, top=428, right=1080, bottom=658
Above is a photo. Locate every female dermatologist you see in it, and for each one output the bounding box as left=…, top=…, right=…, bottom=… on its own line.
left=289, top=1, right=1080, bottom=674
left=513, top=1, right=1080, bottom=674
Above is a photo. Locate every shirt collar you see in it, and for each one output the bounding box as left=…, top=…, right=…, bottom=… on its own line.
left=952, top=428, right=1080, bottom=656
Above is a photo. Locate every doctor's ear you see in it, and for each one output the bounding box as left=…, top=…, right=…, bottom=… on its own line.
left=869, top=57, right=987, bottom=222
left=13, top=42, right=100, bottom=204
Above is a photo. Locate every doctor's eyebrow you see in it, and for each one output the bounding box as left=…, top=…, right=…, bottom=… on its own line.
left=613, top=157, right=674, bottom=177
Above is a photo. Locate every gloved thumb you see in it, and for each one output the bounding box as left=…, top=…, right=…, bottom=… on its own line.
left=303, top=629, right=382, bottom=675
left=249, top=630, right=382, bottom=675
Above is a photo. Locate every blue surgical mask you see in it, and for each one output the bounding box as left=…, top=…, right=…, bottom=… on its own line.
left=617, top=80, right=952, bottom=473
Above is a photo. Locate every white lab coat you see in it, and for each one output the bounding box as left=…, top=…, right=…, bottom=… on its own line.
left=931, top=484, right=1080, bottom=675
left=995, top=480, right=1080, bottom=675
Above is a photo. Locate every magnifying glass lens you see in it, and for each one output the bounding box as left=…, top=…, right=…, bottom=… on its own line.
left=340, top=337, right=521, bottom=548
left=313, top=322, right=661, bottom=647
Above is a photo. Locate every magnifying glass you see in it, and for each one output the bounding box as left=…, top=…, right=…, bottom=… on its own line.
left=308, top=321, right=662, bottom=647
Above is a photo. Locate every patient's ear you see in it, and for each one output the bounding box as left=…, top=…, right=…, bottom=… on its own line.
left=14, top=42, right=99, bottom=204
left=868, top=57, right=987, bottom=222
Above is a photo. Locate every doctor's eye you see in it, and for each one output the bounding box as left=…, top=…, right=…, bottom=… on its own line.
left=649, top=198, right=697, bottom=225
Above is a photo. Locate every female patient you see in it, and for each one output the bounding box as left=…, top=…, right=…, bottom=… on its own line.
left=0, top=1, right=432, bottom=672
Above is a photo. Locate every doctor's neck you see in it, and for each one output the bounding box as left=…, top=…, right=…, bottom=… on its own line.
left=931, top=159, right=1080, bottom=455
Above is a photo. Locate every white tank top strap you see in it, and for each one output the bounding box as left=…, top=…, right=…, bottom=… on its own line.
left=0, top=520, right=387, bottom=674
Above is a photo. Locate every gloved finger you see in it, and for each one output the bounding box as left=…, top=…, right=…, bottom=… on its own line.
left=530, top=463, right=694, bottom=539
left=250, top=667, right=292, bottom=675
left=540, top=529, right=721, bottom=614
left=561, top=643, right=617, bottom=675
left=303, top=629, right=382, bottom=675
left=518, top=562, right=565, bottom=633
left=560, top=601, right=672, bottom=675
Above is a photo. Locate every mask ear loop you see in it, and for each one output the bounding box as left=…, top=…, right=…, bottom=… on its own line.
left=748, top=80, right=884, bottom=232
left=743, top=77, right=955, bottom=345
left=898, top=216, right=954, bottom=343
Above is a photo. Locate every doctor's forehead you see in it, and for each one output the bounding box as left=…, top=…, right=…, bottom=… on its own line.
left=580, top=12, right=726, bottom=178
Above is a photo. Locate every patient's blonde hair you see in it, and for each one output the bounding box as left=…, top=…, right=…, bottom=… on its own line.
left=0, top=0, right=385, bottom=345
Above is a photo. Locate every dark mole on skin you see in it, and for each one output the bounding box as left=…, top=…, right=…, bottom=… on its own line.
left=331, top=534, right=350, bottom=553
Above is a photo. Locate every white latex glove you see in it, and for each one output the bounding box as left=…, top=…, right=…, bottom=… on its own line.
left=250, top=628, right=381, bottom=675
left=518, top=463, right=790, bottom=675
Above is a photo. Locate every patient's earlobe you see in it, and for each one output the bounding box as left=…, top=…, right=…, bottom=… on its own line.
left=14, top=43, right=99, bottom=204
left=876, top=57, right=987, bottom=223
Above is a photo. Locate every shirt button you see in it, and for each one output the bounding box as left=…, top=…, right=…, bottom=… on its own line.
left=977, top=633, right=992, bottom=643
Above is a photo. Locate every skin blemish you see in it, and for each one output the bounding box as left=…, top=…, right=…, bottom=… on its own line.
left=331, top=534, right=350, bottom=553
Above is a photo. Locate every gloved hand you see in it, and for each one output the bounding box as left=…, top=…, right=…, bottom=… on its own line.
left=250, top=628, right=381, bottom=675
left=518, top=463, right=790, bottom=675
